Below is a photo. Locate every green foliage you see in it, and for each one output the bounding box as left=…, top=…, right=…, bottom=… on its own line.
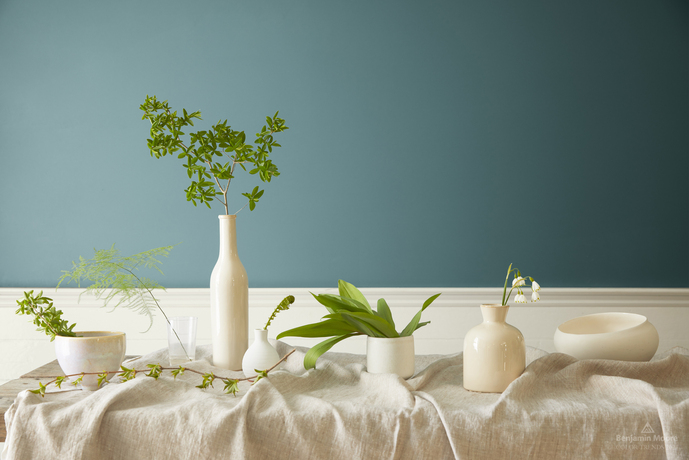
left=145, top=364, right=163, bottom=380
left=140, top=95, right=289, bottom=215
left=118, top=366, right=136, bottom=382
left=57, top=244, right=175, bottom=332
left=30, top=349, right=296, bottom=397
left=197, top=372, right=216, bottom=389
left=253, top=370, right=269, bottom=384
left=29, top=382, right=47, bottom=397
left=15, top=290, right=77, bottom=341
left=171, top=366, right=185, bottom=379
left=222, top=378, right=239, bottom=396
left=264, top=295, right=295, bottom=330
left=97, top=372, right=109, bottom=388
left=277, top=280, right=441, bottom=370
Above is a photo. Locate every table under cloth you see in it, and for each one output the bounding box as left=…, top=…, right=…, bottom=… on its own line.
left=3, top=342, right=689, bottom=460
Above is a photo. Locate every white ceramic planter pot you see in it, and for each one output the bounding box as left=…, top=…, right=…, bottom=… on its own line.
left=210, top=215, right=249, bottom=370
left=242, top=329, right=281, bottom=378
left=366, top=336, right=415, bottom=379
left=554, top=312, right=659, bottom=361
left=463, top=304, right=525, bottom=393
left=54, top=331, right=126, bottom=391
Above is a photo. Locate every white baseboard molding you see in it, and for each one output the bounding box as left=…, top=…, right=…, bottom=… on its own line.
left=2, top=287, right=688, bottom=384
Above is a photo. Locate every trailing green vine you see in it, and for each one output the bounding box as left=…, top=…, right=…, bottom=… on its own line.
left=29, top=349, right=296, bottom=397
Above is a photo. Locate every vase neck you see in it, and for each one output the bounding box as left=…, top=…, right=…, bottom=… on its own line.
left=480, top=304, right=509, bottom=323
left=218, top=215, right=238, bottom=258
left=254, top=328, right=268, bottom=341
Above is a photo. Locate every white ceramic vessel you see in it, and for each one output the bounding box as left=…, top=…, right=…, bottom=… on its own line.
left=463, top=304, right=525, bottom=393
left=210, top=215, right=249, bottom=370
left=242, top=329, right=281, bottom=378
left=54, top=331, right=126, bottom=391
left=554, top=312, right=659, bottom=361
left=366, top=336, right=415, bottom=379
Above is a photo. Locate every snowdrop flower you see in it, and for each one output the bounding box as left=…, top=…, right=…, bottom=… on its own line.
left=531, top=291, right=540, bottom=302
left=512, top=276, right=525, bottom=287
left=515, top=294, right=527, bottom=303
left=531, top=281, right=541, bottom=292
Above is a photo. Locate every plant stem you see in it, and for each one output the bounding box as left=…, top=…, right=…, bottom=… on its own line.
left=501, top=263, right=513, bottom=305
left=233, top=201, right=249, bottom=215
left=27, top=302, right=61, bottom=338
left=114, top=264, right=191, bottom=362
left=37, top=349, right=296, bottom=388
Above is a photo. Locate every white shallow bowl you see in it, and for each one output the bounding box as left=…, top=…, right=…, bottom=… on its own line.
left=554, top=312, right=658, bottom=361
left=55, top=331, right=126, bottom=390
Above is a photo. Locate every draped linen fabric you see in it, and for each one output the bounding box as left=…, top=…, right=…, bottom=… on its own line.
left=4, top=343, right=689, bottom=459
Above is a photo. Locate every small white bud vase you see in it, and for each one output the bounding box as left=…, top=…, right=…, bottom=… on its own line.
left=366, top=336, right=415, bottom=379
left=242, top=329, right=280, bottom=378
left=463, top=304, right=525, bottom=393
left=210, top=215, right=249, bottom=370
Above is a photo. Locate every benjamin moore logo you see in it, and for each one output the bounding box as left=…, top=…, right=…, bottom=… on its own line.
left=641, top=423, right=655, bottom=434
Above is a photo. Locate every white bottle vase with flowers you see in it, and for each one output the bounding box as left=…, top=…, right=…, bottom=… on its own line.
left=463, top=264, right=541, bottom=393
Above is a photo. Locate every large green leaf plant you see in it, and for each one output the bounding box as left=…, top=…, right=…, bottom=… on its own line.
left=277, top=280, right=441, bottom=370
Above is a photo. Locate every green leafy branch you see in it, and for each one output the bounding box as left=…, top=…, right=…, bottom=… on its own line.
left=277, top=280, right=441, bottom=370
left=264, top=295, right=295, bottom=330
left=29, top=349, right=296, bottom=398
left=140, top=95, right=289, bottom=215
left=15, top=291, right=77, bottom=341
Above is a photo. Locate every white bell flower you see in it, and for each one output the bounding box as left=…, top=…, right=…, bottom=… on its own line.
left=512, top=277, right=525, bottom=287
left=531, top=291, right=540, bottom=302
left=531, top=281, right=541, bottom=292
left=515, top=294, right=527, bottom=303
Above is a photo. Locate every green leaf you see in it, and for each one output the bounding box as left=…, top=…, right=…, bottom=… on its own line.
left=276, top=319, right=358, bottom=339
left=304, top=333, right=358, bottom=370
left=400, top=293, right=441, bottom=337
left=54, top=376, right=67, bottom=389
left=376, top=298, right=395, bottom=330
left=253, top=369, right=269, bottom=384
left=223, top=378, right=239, bottom=395
left=414, top=321, right=431, bottom=332
left=337, top=280, right=372, bottom=312
left=171, top=367, right=185, bottom=379
left=327, top=311, right=398, bottom=338
left=97, top=372, right=109, bottom=388
left=324, top=312, right=385, bottom=337
left=30, top=381, right=47, bottom=398
left=311, top=293, right=370, bottom=315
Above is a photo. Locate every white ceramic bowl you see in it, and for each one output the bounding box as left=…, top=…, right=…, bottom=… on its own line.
left=54, top=331, right=126, bottom=390
left=554, top=313, right=658, bottom=361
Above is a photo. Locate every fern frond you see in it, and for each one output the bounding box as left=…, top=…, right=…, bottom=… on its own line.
left=57, top=244, right=177, bottom=331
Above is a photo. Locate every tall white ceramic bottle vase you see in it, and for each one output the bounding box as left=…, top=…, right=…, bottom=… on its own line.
left=210, top=215, right=249, bottom=370
left=242, top=329, right=281, bottom=379
left=463, top=304, right=525, bottom=393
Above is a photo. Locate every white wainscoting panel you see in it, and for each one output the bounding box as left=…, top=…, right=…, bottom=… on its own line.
left=1, top=287, right=688, bottom=385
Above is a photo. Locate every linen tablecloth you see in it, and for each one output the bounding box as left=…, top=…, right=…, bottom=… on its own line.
left=4, top=343, right=689, bottom=459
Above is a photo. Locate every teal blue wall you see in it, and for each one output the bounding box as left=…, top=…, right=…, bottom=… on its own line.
left=1, top=0, right=687, bottom=288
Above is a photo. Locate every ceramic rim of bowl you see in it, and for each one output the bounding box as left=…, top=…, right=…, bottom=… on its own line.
left=57, top=331, right=126, bottom=340
left=367, top=336, right=414, bottom=342
left=556, top=312, right=648, bottom=336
